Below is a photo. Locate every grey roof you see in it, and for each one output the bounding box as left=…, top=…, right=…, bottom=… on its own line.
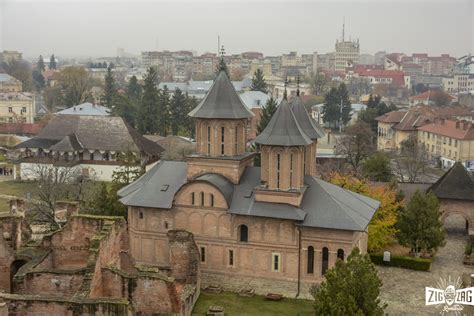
left=0, top=73, right=19, bottom=83
left=290, top=97, right=325, bottom=139
left=429, top=162, right=474, bottom=201
left=158, top=82, right=188, bottom=91
left=56, top=103, right=110, bottom=116
left=118, top=161, right=188, bottom=209
left=188, top=70, right=254, bottom=119
left=254, top=99, right=312, bottom=146
left=16, top=115, right=163, bottom=156
left=239, top=91, right=270, bottom=109
left=195, top=173, right=234, bottom=206
left=49, top=134, right=82, bottom=152
left=119, top=164, right=379, bottom=231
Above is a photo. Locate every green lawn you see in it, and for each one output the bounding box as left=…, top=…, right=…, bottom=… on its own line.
left=0, top=180, right=37, bottom=213
left=192, top=292, right=314, bottom=316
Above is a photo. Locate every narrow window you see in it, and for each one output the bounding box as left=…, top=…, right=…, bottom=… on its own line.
left=322, top=247, right=329, bottom=275
left=191, top=192, right=195, bottom=205
left=234, top=126, right=238, bottom=154
left=164, top=221, right=169, bottom=229
left=139, top=211, right=144, bottom=219
left=303, top=148, right=307, bottom=174
left=221, top=127, right=225, bottom=155
left=337, top=249, right=344, bottom=261
left=207, top=126, right=211, bottom=155
left=289, top=154, right=294, bottom=188
left=200, top=247, right=206, bottom=262
left=200, top=191, right=205, bottom=206
left=239, top=225, right=248, bottom=242
left=210, top=194, right=214, bottom=207
left=307, top=246, right=314, bottom=274
left=272, top=253, right=281, bottom=272
left=276, top=153, right=281, bottom=189
left=228, top=249, right=234, bottom=266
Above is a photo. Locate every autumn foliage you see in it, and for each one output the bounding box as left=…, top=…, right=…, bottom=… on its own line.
left=329, top=173, right=402, bottom=253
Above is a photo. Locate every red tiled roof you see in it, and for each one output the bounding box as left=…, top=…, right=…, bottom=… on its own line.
left=410, top=90, right=455, bottom=101
left=355, top=69, right=406, bottom=86
left=418, top=120, right=474, bottom=140
left=0, top=123, right=43, bottom=135
left=375, top=111, right=406, bottom=123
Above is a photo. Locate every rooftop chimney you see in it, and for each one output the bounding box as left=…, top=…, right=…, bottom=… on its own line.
left=456, top=121, right=461, bottom=129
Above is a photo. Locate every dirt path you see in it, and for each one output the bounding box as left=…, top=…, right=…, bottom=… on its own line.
left=378, top=215, right=473, bottom=315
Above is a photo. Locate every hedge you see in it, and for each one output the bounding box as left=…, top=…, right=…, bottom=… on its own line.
left=370, top=253, right=431, bottom=271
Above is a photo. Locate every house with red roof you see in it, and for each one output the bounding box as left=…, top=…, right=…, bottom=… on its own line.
left=409, top=90, right=454, bottom=106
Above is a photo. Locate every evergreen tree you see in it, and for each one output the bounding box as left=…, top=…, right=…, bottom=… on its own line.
left=396, top=190, right=446, bottom=256
left=169, top=88, right=187, bottom=135
left=359, top=94, right=393, bottom=133
left=49, top=54, right=57, bottom=70
left=103, top=66, right=116, bottom=108
left=157, top=86, right=170, bottom=136
left=322, top=83, right=352, bottom=130
left=312, top=248, right=386, bottom=315
left=250, top=69, right=268, bottom=93
left=138, top=67, right=160, bottom=134
left=37, top=55, right=45, bottom=72
left=183, top=94, right=197, bottom=138
left=32, top=69, right=45, bottom=91
left=112, top=94, right=137, bottom=127
left=362, top=152, right=393, bottom=182
left=257, top=97, right=278, bottom=134
left=126, top=75, right=142, bottom=101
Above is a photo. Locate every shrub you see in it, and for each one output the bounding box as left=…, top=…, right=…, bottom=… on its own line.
left=370, top=254, right=431, bottom=271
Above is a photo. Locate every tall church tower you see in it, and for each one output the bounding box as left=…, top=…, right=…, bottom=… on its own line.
left=187, top=63, right=254, bottom=184
left=254, top=98, right=312, bottom=207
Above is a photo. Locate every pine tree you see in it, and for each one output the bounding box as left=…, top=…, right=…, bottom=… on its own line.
left=169, top=88, right=187, bottom=135
left=250, top=69, right=267, bottom=93
left=103, top=66, right=116, bottom=108
left=183, top=94, right=197, bottom=138
left=312, top=248, right=386, bottom=315
left=37, top=55, right=45, bottom=72
left=322, top=83, right=352, bottom=130
left=257, top=97, right=278, bottom=134
left=157, top=86, right=170, bottom=136
left=126, top=75, right=142, bottom=101
left=32, top=70, right=45, bottom=91
left=396, top=190, right=446, bottom=256
left=49, top=54, right=57, bottom=70
left=138, top=67, right=160, bottom=134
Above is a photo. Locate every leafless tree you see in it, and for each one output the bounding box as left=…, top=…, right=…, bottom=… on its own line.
left=22, top=162, right=93, bottom=229
left=335, top=122, right=376, bottom=174
left=392, top=135, right=429, bottom=183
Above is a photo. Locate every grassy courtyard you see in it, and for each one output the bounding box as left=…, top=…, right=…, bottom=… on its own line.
left=0, top=180, right=37, bottom=213
left=192, top=292, right=314, bottom=316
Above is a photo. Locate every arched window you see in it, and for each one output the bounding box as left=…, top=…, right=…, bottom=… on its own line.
left=235, top=126, right=238, bottom=154
left=322, top=247, right=329, bottom=275
left=210, top=193, right=214, bottom=207
left=337, top=249, right=344, bottom=261
left=191, top=192, right=195, bottom=205
left=307, top=246, right=314, bottom=274
left=200, top=192, right=205, bottom=206
left=239, top=224, right=248, bottom=242
left=289, top=154, right=294, bottom=188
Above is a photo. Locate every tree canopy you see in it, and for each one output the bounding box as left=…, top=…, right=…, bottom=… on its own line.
left=322, top=83, right=352, bottom=129
left=102, top=66, right=117, bottom=108
left=257, top=96, right=278, bottom=134
left=312, top=248, right=386, bottom=315
left=57, top=66, right=92, bottom=107
left=250, top=69, right=268, bottom=93
left=396, top=190, right=445, bottom=256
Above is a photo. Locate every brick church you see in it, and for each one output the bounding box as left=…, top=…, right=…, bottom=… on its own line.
left=119, top=67, right=379, bottom=297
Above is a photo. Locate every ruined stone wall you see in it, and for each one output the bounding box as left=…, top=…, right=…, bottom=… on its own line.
left=0, top=226, right=14, bottom=293
left=22, top=272, right=84, bottom=296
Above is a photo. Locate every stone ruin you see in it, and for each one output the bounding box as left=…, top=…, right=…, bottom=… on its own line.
left=0, top=202, right=200, bottom=315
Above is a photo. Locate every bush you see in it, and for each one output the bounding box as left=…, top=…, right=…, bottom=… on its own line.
left=370, top=254, right=431, bottom=271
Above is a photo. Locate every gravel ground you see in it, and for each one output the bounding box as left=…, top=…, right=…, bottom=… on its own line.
left=378, top=215, right=474, bottom=315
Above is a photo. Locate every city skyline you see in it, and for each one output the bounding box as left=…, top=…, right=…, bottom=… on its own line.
left=1, top=0, right=472, bottom=59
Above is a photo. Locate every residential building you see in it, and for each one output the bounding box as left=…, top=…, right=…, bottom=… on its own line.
left=334, top=38, right=360, bottom=72
left=239, top=90, right=271, bottom=140
left=418, top=118, right=474, bottom=169
left=442, top=74, right=474, bottom=93
left=409, top=90, right=454, bottom=106
left=349, top=66, right=410, bottom=89
left=0, top=50, right=22, bottom=64
left=454, top=54, right=474, bottom=74
left=376, top=105, right=474, bottom=151
left=118, top=68, right=377, bottom=298
left=15, top=115, right=163, bottom=181
left=56, top=102, right=110, bottom=116
left=0, top=93, right=35, bottom=124
left=0, top=74, right=22, bottom=92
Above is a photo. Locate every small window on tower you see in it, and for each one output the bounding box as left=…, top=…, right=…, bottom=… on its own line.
left=139, top=211, right=144, bottom=219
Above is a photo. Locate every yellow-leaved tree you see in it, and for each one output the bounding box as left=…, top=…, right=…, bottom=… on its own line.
left=329, top=173, right=401, bottom=253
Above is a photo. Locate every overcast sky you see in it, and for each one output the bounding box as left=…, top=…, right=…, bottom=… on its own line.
left=1, top=0, right=473, bottom=60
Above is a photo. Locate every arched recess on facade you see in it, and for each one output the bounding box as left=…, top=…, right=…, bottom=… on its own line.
left=10, top=259, right=28, bottom=293
left=321, top=247, right=329, bottom=275
left=307, top=246, right=314, bottom=274
left=174, top=178, right=230, bottom=209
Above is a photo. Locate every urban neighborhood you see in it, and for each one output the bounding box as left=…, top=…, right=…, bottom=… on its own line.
left=0, top=1, right=473, bottom=315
